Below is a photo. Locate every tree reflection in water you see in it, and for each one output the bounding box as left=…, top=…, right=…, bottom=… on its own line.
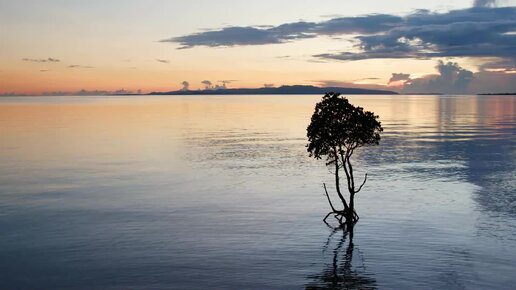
left=306, top=228, right=376, bottom=290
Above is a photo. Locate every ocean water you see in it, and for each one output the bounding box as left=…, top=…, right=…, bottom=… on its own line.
left=0, top=94, right=515, bottom=289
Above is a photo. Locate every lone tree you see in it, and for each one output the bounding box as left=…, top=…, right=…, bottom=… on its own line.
left=307, top=92, right=383, bottom=231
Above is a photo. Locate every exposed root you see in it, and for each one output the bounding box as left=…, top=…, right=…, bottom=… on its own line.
left=322, top=209, right=359, bottom=231
left=321, top=183, right=359, bottom=232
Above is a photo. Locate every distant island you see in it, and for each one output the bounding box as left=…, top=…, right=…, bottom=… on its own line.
left=148, top=85, right=398, bottom=95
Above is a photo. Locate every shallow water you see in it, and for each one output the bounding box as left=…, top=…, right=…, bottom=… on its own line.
left=0, top=94, right=515, bottom=289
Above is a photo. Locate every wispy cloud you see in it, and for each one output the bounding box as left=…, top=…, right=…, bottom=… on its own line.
left=68, top=65, right=94, bottom=69
left=314, top=79, right=393, bottom=91
left=354, top=77, right=380, bottom=81
left=218, top=79, right=238, bottom=84
left=156, top=59, right=170, bottom=63
left=41, top=89, right=139, bottom=96
left=22, top=57, right=60, bottom=63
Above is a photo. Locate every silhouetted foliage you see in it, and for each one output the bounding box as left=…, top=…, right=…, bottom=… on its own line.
left=307, top=92, right=383, bottom=231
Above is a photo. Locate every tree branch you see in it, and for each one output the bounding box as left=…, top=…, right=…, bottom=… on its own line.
left=323, top=183, right=337, bottom=212
left=355, top=173, right=368, bottom=193
left=333, top=147, right=349, bottom=210
left=339, top=145, right=352, bottom=193
left=346, top=151, right=355, bottom=192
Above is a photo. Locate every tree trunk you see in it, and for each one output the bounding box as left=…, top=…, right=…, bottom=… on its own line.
left=323, top=147, right=361, bottom=230
left=347, top=193, right=355, bottom=230
left=333, top=148, right=349, bottom=212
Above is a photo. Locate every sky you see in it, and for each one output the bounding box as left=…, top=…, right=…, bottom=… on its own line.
left=0, top=0, right=515, bottom=95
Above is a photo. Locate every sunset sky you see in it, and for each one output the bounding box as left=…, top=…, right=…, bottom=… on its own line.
left=1, top=0, right=515, bottom=95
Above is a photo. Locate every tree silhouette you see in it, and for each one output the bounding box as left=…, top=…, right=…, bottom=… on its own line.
left=307, top=92, right=382, bottom=231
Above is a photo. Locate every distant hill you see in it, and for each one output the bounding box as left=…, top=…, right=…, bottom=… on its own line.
left=148, top=85, right=398, bottom=95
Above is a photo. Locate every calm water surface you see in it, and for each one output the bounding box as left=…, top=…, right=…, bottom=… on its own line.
left=0, top=95, right=515, bottom=289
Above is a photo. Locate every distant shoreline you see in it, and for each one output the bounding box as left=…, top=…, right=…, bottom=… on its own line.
left=477, top=93, right=516, bottom=95
left=3, top=89, right=516, bottom=97
left=148, top=85, right=398, bottom=96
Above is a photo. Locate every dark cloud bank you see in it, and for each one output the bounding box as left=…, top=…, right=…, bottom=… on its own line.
left=162, top=5, right=515, bottom=63
left=163, top=3, right=516, bottom=94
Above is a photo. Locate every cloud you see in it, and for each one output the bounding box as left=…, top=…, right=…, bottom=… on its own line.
left=156, top=59, right=170, bottom=63
left=478, top=57, right=516, bottom=73
left=181, top=81, right=190, bottom=91
left=388, top=73, right=411, bottom=84
left=200, top=80, right=230, bottom=90
left=22, top=57, right=60, bottom=63
left=201, top=80, right=212, bottom=89
left=163, top=6, right=515, bottom=73
left=314, top=79, right=394, bottom=91
left=161, top=14, right=401, bottom=48
left=316, top=7, right=516, bottom=62
left=387, top=59, right=516, bottom=93
left=68, top=65, right=93, bottom=69
left=355, top=77, right=380, bottom=81
left=218, top=80, right=237, bottom=88
left=315, top=14, right=403, bottom=35
left=314, top=59, right=515, bottom=94
left=473, top=0, right=497, bottom=7
left=469, top=70, right=516, bottom=93
left=166, top=27, right=290, bottom=49
left=395, top=61, right=473, bottom=94
left=263, top=83, right=275, bottom=88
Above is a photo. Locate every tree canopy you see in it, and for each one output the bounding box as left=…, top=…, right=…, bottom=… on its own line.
left=307, top=92, right=382, bottom=161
